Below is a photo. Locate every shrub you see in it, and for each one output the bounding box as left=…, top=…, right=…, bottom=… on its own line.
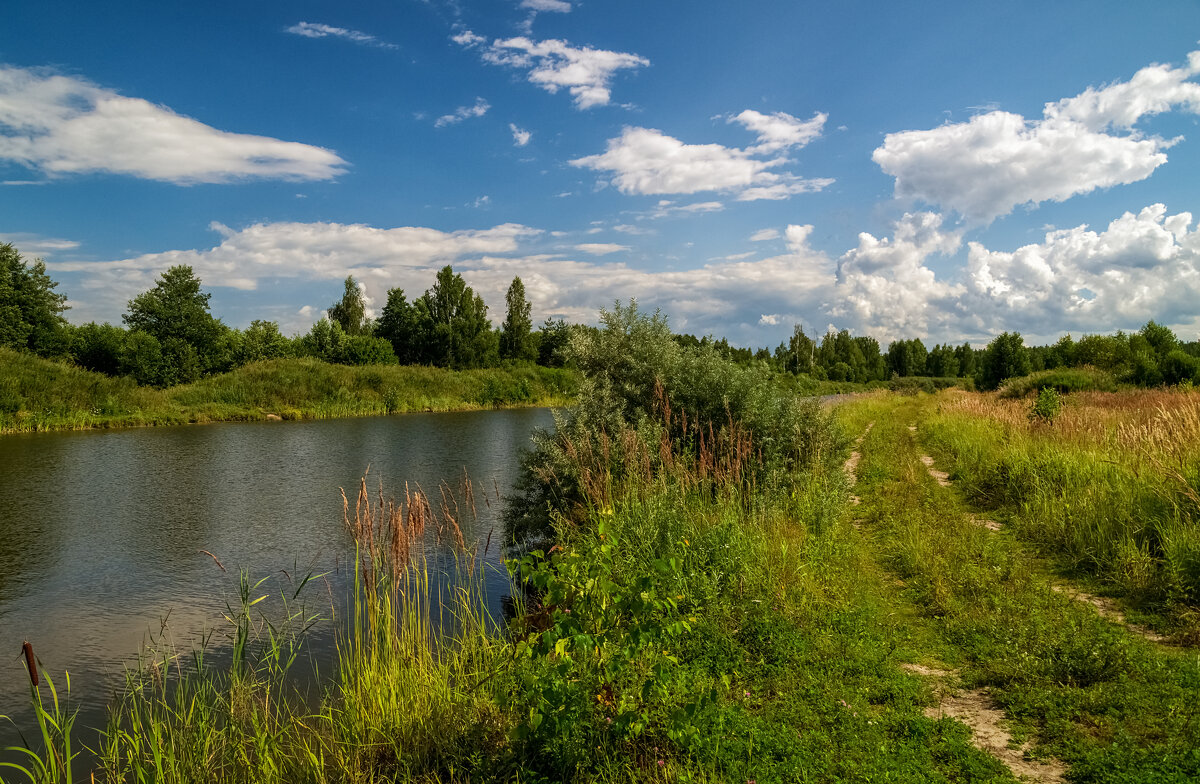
left=503, top=302, right=840, bottom=550
left=998, top=366, right=1117, bottom=398
left=1029, top=386, right=1062, bottom=423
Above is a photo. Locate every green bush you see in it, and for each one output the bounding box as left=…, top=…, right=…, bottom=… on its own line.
left=503, top=302, right=841, bottom=550
left=998, top=366, right=1117, bottom=398
left=1029, top=386, right=1063, bottom=423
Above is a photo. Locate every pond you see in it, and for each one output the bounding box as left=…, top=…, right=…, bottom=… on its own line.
left=0, top=408, right=553, bottom=761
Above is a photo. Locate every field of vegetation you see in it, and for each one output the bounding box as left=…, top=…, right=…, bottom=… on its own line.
left=4, top=307, right=1199, bottom=783
left=0, top=348, right=577, bottom=433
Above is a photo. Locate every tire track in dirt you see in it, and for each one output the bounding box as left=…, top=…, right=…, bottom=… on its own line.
left=843, top=421, right=875, bottom=505
left=908, top=425, right=1169, bottom=644
left=899, top=664, right=1067, bottom=783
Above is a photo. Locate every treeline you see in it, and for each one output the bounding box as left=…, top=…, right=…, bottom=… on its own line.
left=4, top=240, right=1199, bottom=392
left=1, top=242, right=569, bottom=388
left=675, top=321, right=1200, bottom=391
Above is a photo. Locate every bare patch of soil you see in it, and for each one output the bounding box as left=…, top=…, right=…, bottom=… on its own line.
left=1050, top=584, right=1168, bottom=643
left=844, top=421, right=875, bottom=505
left=927, top=690, right=1067, bottom=784
left=970, top=514, right=1003, bottom=532
left=919, top=454, right=953, bottom=487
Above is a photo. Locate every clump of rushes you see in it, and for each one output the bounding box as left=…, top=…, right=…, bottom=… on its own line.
left=1, top=641, right=78, bottom=783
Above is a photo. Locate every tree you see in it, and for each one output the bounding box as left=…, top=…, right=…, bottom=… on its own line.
left=499, top=276, right=536, bottom=361
left=70, top=322, right=127, bottom=375
left=328, top=276, right=369, bottom=336
left=298, top=318, right=347, bottom=363
left=926, top=343, right=959, bottom=378
left=1139, top=320, right=1178, bottom=359
left=375, top=288, right=421, bottom=364
left=236, top=320, right=291, bottom=365
left=782, top=324, right=816, bottom=375
left=979, top=332, right=1031, bottom=390
left=0, top=242, right=69, bottom=356
left=123, top=265, right=225, bottom=384
left=537, top=318, right=570, bottom=367
left=415, top=266, right=497, bottom=369
left=955, top=342, right=978, bottom=378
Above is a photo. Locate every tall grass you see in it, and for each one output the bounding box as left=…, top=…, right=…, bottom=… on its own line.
left=0, top=348, right=577, bottom=433
left=923, top=388, right=1200, bottom=617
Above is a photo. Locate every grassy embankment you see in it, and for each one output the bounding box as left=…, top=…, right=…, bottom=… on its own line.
left=920, top=387, right=1200, bottom=636
left=4, top=312, right=1013, bottom=783
left=837, top=392, right=1200, bottom=781
left=0, top=347, right=577, bottom=433
left=9, top=332, right=1196, bottom=782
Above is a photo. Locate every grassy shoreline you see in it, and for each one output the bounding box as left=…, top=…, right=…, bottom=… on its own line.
left=0, top=348, right=578, bottom=434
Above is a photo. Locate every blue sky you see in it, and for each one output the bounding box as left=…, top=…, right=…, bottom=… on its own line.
left=3, top=1, right=1200, bottom=348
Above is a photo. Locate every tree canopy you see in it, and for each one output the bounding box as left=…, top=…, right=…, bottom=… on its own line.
left=0, top=242, right=69, bottom=356
left=499, top=276, right=536, bottom=361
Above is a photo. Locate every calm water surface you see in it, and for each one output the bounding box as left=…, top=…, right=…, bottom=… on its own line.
left=0, top=408, right=552, bottom=758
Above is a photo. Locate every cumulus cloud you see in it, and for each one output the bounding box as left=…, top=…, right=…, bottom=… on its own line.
left=732, top=109, right=827, bottom=152
left=874, top=50, right=1200, bottom=222
left=509, top=123, right=532, bottom=146
left=48, top=217, right=839, bottom=343
left=435, top=97, right=490, bottom=127
left=48, top=221, right=539, bottom=326
left=571, top=117, right=832, bottom=200
left=455, top=31, right=648, bottom=109
left=0, top=66, right=347, bottom=183
left=285, top=22, right=398, bottom=49
left=963, top=203, right=1200, bottom=335
left=831, top=212, right=965, bottom=340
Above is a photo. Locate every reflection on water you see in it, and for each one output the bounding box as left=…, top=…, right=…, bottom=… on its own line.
left=0, top=408, right=552, bottom=759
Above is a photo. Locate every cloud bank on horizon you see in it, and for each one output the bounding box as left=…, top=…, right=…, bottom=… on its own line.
left=3, top=2, right=1200, bottom=346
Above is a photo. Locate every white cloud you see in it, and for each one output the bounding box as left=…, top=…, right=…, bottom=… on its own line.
left=435, top=97, right=490, bottom=127
left=48, top=218, right=837, bottom=343
left=831, top=212, right=965, bottom=341
left=874, top=50, right=1200, bottom=222
left=612, top=224, right=654, bottom=235
left=571, top=122, right=832, bottom=201
left=648, top=200, right=726, bottom=218
left=0, top=232, right=80, bottom=257
left=520, top=0, right=571, bottom=11
left=732, top=109, right=827, bottom=152
left=456, top=31, right=648, bottom=109
left=509, top=123, right=532, bottom=146
left=749, top=228, right=781, bottom=242
left=0, top=67, right=347, bottom=184
left=710, top=252, right=756, bottom=261
left=285, top=22, right=397, bottom=49
left=451, top=29, right=487, bottom=47
left=963, top=203, right=1200, bottom=336
left=48, top=221, right=539, bottom=325
left=575, top=243, right=629, bottom=255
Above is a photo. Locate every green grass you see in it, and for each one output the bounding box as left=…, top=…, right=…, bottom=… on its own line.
left=918, top=389, right=1200, bottom=634
left=0, top=348, right=577, bottom=433
left=837, top=393, right=1200, bottom=783
left=9, top=372, right=1198, bottom=781
left=998, top=366, right=1118, bottom=398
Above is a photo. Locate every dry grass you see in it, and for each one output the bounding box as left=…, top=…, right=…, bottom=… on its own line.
left=938, top=387, right=1200, bottom=461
